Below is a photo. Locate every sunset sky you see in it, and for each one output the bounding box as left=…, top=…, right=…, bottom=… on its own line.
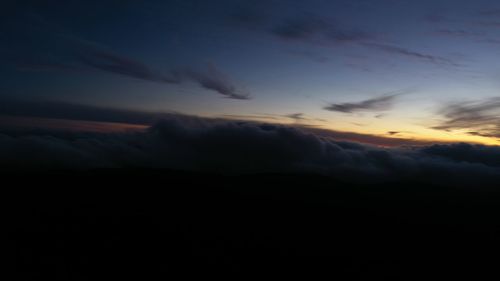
left=3, top=0, right=500, bottom=145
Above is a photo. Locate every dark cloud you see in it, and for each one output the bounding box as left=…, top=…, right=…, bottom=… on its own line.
left=361, top=43, right=460, bottom=66
left=271, top=16, right=372, bottom=44
left=0, top=99, right=173, bottom=125
left=19, top=44, right=250, bottom=100
left=228, top=7, right=372, bottom=46
left=478, top=9, right=500, bottom=16
left=221, top=114, right=280, bottom=121
left=76, top=42, right=249, bottom=99
left=432, top=97, right=500, bottom=139
left=283, top=113, right=329, bottom=125
left=1, top=118, right=500, bottom=187
left=435, top=29, right=479, bottom=38
left=15, top=62, right=85, bottom=72
left=184, top=64, right=250, bottom=100
left=285, top=113, right=306, bottom=121
left=474, top=21, right=500, bottom=27
left=222, top=112, right=325, bottom=126
left=228, top=7, right=458, bottom=66
left=324, top=93, right=400, bottom=113
left=0, top=100, right=425, bottom=146
left=219, top=113, right=439, bottom=147
left=272, top=18, right=323, bottom=40
left=228, top=2, right=271, bottom=28
left=288, top=50, right=329, bottom=63
left=424, top=13, right=448, bottom=23
left=387, top=131, right=400, bottom=136
left=6, top=16, right=250, bottom=100
left=228, top=3, right=366, bottom=46
left=421, top=143, right=500, bottom=167
left=78, top=48, right=181, bottom=84
left=75, top=42, right=250, bottom=99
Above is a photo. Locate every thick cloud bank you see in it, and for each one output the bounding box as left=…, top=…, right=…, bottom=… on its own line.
left=1, top=119, right=499, bottom=187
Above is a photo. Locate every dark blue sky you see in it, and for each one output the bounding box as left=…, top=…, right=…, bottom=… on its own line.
left=3, top=0, right=500, bottom=144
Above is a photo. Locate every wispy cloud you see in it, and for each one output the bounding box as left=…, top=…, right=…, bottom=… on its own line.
left=435, top=29, right=480, bottom=38
left=221, top=112, right=327, bottom=126
left=361, top=43, right=460, bottom=66
left=79, top=47, right=249, bottom=99
left=324, top=93, right=403, bottom=114
left=432, top=97, right=500, bottom=139
left=184, top=63, right=250, bottom=100
left=478, top=9, right=500, bottom=16
left=272, top=18, right=329, bottom=40
left=0, top=99, right=175, bottom=125
left=72, top=39, right=251, bottom=99
left=271, top=17, right=371, bottom=44
left=229, top=6, right=370, bottom=45
left=230, top=8, right=459, bottom=66
left=8, top=15, right=251, bottom=100
left=287, top=50, right=329, bottom=63
left=284, top=113, right=306, bottom=121
left=78, top=48, right=181, bottom=84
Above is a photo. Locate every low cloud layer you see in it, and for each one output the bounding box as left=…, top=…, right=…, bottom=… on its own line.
left=1, top=118, right=499, bottom=187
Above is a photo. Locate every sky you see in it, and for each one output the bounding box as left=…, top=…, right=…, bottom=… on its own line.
left=3, top=0, right=500, bottom=145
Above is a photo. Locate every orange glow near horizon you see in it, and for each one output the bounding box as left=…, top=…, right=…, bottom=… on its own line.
left=0, top=116, right=148, bottom=133
left=1, top=114, right=499, bottom=147
left=217, top=113, right=500, bottom=146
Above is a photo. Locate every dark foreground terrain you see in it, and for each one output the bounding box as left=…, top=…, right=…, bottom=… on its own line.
left=9, top=170, right=500, bottom=280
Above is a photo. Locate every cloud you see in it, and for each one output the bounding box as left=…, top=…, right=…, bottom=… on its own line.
left=228, top=7, right=372, bottom=46
left=435, top=29, right=479, bottom=38
left=228, top=2, right=270, bottom=28
left=74, top=42, right=250, bottom=99
left=324, top=93, right=401, bottom=113
left=432, top=97, right=500, bottom=139
left=229, top=3, right=366, bottom=47
left=1, top=118, right=500, bottom=187
left=421, top=143, right=500, bottom=167
left=424, top=13, right=449, bottom=23
left=0, top=99, right=173, bottom=125
left=288, top=50, right=329, bottom=63
left=285, top=113, right=306, bottom=121
left=78, top=48, right=182, bottom=84
left=218, top=112, right=439, bottom=147
left=20, top=44, right=250, bottom=99
left=478, top=9, right=500, bottom=16
left=15, top=62, right=85, bottom=72
left=228, top=8, right=458, bottom=66
left=360, top=43, right=460, bottom=66
left=271, top=17, right=370, bottom=43
left=77, top=45, right=249, bottom=99
left=7, top=17, right=250, bottom=100
left=184, top=64, right=250, bottom=100
left=0, top=99, right=430, bottom=146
